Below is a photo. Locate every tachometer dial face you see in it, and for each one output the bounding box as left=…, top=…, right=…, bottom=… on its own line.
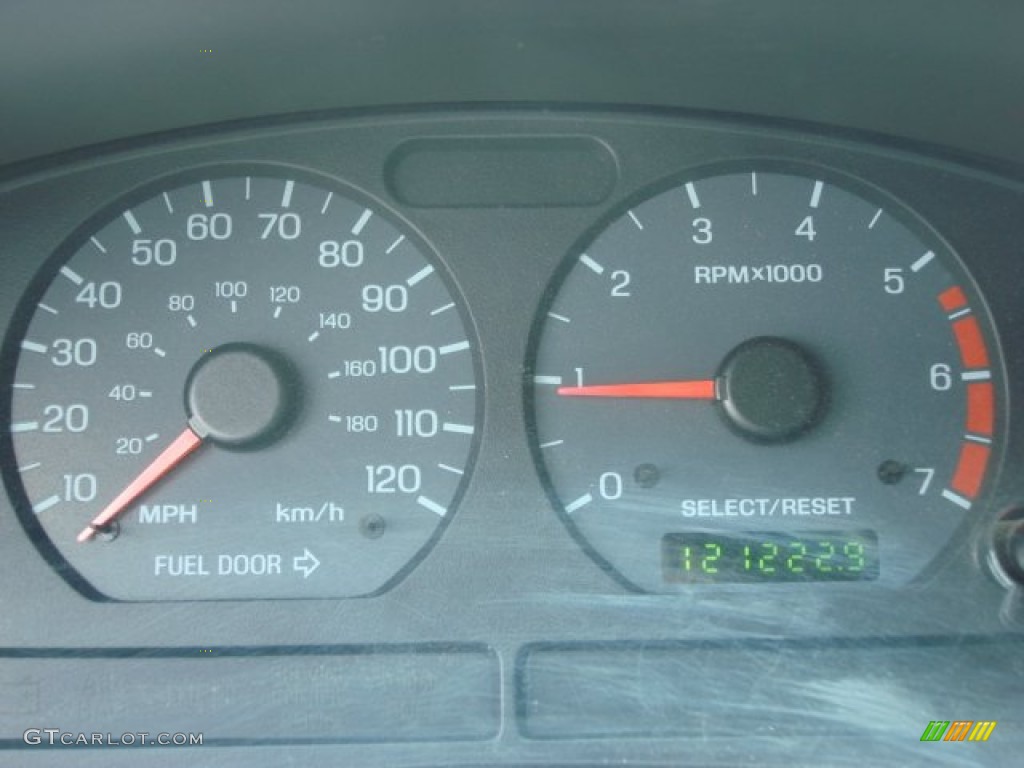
left=2, top=170, right=480, bottom=600
left=528, top=168, right=1002, bottom=590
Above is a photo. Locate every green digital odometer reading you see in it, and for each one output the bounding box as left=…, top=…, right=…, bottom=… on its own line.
left=661, top=531, right=879, bottom=583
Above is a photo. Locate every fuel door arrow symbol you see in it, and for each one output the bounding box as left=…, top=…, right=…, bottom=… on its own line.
left=293, top=548, right=320, bottom=578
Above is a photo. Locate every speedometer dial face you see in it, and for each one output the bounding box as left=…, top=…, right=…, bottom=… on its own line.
left=528, top=168, right=1003, bottom=590
left=3, top=170, right=480, bottom=600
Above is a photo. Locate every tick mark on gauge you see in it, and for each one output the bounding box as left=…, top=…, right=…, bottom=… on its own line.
left=430, top=302, right=455, bottom=316
left=307, top=331, right=320, bottom=343
left=438, top=463, right=464, bottom=475
left=539, top=439, right=564, bottom=449
left=154, top=347, right=167, bottom=358
left=868, top=208, right=884, bottom=229
left=442, top=422, right=474, bottom=435
left=59, top=266, right=84, bottom=286
left=416, top=495, right=447, bottom=517
left=320, top=192, right=332, bottom=214
left=965, top=433, right=993, bottom=445
left=565, top=493, right=594, bottom=514
left=90, top=236, right=107, bottom=253
left=328, top=414, right=342, bottom=423
left=13, top=383, right=35, bottom=390
left=942, top=489, right=972, bottom=510
left=273, top=307, right=282, bottom=319
left=186, top=314, right=198, bottom=328
left=162, top=192, right=174, bottom=214
left=406, top=265, right=435, bottom=287
left=139, top=390, right=153, bottom=398
left=911, top=251, right=935, bottom=272
left=20, top=340, right=48, bottom=354
left=685, top=182, right=701, bottom=209
left=809, top=180, right=824, bottom=209
left=386, top=235, right=405, bottom=254
left=439, top=340, right=470, bottom=355
left=448, top=384, right=475, bottom=391
left=123, top=210, right=142, bottom=234
left=37, top=303, right=58, bottom=315
left=281, top=180, right=295, bottom=208
left=10, top=421, right=39, bottom=433
left=245, top=177, right=251, bottom=200
left=327, top=371, right=341, bottom=379
left=230, top=300, right=238, bottom=314
left=961, top=370, right=991, bottom=381
left=17, top=462, right=41, bottom=473
left=32, top=495, right=61, bottom=515
left=751, top=172, right=758, bottom=195
left=351, top=208, right=373, bottom=235
left=579, top=254, right=605, bottom=274
left=627, top=210, right=644, bottom=230
left=202, top=181, right=213, bottom=208
left=533, top=375, right=563, bottom=385
left=547, top=312, right=571, bottom=324
left=948, top=307, right=972, bottom=321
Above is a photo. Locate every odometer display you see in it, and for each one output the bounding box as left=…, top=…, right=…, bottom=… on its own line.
left=3, top=170, right=480, bottom=600
left=662, top=531, right=879, bottom=583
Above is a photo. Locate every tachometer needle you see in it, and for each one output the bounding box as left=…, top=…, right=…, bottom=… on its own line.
left=76, top=427, right=204, bottom=542
left=557, top=379, right=718, bottom=399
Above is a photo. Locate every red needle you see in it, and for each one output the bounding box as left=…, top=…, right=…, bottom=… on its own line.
left=557, top=379, right=718, bottom=399
left=76, top=427, right=204, bottom=542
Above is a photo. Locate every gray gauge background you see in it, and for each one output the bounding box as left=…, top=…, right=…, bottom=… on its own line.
left=7, top=170, right=479, bottom=600
left=529, top=169, right=1003, bottom=591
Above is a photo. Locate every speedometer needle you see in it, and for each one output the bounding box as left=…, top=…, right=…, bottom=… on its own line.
left=76, top=427, right=204, bottom=542
left=557, top=379, right=718, bottom=399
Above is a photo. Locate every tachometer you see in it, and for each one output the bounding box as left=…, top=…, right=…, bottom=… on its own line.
left=2, top=170, right=480, bottom=600
left=527, top=167, right=1002, bottom=590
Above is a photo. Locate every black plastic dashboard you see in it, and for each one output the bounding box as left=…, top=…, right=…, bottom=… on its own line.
left=1, top=2, right=1022, bottom=766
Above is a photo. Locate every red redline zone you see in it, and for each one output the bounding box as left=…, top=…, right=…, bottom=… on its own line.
left=966, top=382, right=995, bottom=436
left=952, top=316, right=990, bottom=369
left=951, top=442, right=990, bottom=499
left=938, top=285, right=968, bottom=312
left=937, top=285, right=995, bottom=502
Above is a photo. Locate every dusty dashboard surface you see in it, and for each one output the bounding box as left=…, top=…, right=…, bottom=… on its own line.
left=0, top=108, right=1022, bottom=766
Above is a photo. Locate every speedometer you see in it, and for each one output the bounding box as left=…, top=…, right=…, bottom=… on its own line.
left=527, top=166, right=1003, bottom=591
left=2, top=169, right=480, bottom=600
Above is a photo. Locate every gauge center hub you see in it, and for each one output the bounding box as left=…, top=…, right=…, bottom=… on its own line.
left=717, top=336, right=827, bottom=443
left=185, top=342, right=300, bottom=450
